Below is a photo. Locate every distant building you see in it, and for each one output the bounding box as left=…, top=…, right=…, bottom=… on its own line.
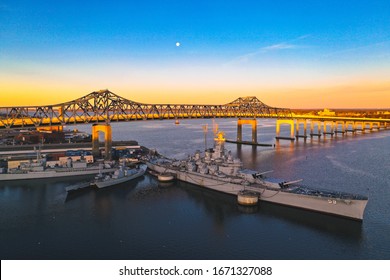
left=318, top=109, right=336, bottom=116
left=14, top=130, right=65, bottom=145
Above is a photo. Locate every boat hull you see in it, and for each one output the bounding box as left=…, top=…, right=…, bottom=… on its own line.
left=95, top=165, right=147, bottom=188
left=147, top=162, right=367, bottom=220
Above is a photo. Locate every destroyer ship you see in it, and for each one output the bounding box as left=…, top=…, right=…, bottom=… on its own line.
left=146, top=132, right=368, bottom=220
left=94, top=163, right=147, bottom=188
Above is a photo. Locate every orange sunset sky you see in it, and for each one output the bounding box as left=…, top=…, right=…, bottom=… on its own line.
left=1, top=1, right=390, bottom=108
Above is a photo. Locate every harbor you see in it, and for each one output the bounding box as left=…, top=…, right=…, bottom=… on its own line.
left=0, top=123, right=370, bottom=220
left=0, top=140, right=140, bottom=159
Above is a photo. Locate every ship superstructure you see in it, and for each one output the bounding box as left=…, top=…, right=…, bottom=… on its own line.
left=0, top=148, right=116, bottom=181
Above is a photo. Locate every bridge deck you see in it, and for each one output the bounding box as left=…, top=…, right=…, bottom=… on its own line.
left=0, top=90, right=291, bottom=129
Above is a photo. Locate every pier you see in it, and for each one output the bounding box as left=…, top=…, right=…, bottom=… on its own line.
left=0, top=140, right=139, bottom=159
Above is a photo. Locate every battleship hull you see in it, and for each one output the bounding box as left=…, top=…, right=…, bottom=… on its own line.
left=147, top=162, right=368, bottom=221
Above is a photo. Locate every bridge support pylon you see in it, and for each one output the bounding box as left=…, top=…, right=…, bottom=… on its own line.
left=295, top=119, right=308, bottom=139
left=92, top=123, right=112, bottom=160
left=275, top=119, right=295, bottom=140
left=323, top=121, right=335, bottom=136
left=310, top=120, right=322, bottom=138
left=335, top=121, right=346, bottom=135
left=237, top=118, right=257, bottom=143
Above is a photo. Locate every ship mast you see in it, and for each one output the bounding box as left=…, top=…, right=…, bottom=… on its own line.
left=202, top=124, right=208, bottom=150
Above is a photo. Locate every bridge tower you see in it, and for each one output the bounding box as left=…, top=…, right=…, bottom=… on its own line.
left=237, top=118, right=257, bottom=143
left=275, top=119, right=295, bottom=140
left=92, top=123, right=112, bottom=160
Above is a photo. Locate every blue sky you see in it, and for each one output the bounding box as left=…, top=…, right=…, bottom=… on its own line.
left=1, top=0, right=390, bottom=107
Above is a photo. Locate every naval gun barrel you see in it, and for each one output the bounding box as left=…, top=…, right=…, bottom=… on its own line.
left=280, top=179, right=303, bottom=188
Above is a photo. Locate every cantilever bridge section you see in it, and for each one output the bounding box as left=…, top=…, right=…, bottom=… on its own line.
left=0, top=89, right=292, bottom=129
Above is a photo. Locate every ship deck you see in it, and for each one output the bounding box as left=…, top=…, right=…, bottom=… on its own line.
left=282, top=184, right=368, bottom=201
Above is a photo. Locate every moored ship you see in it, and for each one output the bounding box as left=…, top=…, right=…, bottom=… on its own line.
left=0, top=151, right=116, bottom=181
left=145, top=132, right=368, bottom=220
left=93, top=163, right=147, bottom=188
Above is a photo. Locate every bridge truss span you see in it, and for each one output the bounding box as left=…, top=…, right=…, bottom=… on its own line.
left=0, top=89, right=292, bottom=129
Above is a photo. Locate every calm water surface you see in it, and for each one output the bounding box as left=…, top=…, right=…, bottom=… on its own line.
left=1, top=119, right=389, bottom=259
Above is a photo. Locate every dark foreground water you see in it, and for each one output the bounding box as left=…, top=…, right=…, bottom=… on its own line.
left=1, top=119, right=389, bottom=259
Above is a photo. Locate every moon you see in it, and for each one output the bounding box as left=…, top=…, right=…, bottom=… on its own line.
left=175, top=42, right=181, bottom=47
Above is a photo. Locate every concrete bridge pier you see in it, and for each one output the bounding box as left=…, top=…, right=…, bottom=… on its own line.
left=310, top=120, right=322, bottom=138
left=335, top=121, right=346, bottom=135
left=361, top=123, right=367, bottom=132
left=276, top=119, right=295, bottom=141
left=364, top=122, right=373, bottom=132
left=323, top=121, right=335, bottom=136
left=354, top=121, right=365, bottom=133
left=345, top=121, right=356, bottom=134
left=92, top=123, right=112, bottom=160
left=237, top=118, right=257, bottom=143
left=369, top=122, right=380, bottom=131
left=295, top=119, right=308, bottom=140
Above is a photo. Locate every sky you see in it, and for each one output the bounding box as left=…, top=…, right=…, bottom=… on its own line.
left=1, top=0, right=390, bottom=108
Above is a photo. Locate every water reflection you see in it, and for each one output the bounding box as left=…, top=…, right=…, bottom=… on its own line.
left=237, top=204, right=259, bottom=214
left=235, top=144, right=259, bottom=165
left=275, top=139, right=295, bottom=152
left=64, top=187, right=94, bottom=202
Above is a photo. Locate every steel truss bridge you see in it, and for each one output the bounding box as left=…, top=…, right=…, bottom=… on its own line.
left=0, top=89, right=292, bottom=129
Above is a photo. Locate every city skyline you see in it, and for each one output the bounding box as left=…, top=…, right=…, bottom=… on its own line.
left=1, top=0, right=390, bottom=108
